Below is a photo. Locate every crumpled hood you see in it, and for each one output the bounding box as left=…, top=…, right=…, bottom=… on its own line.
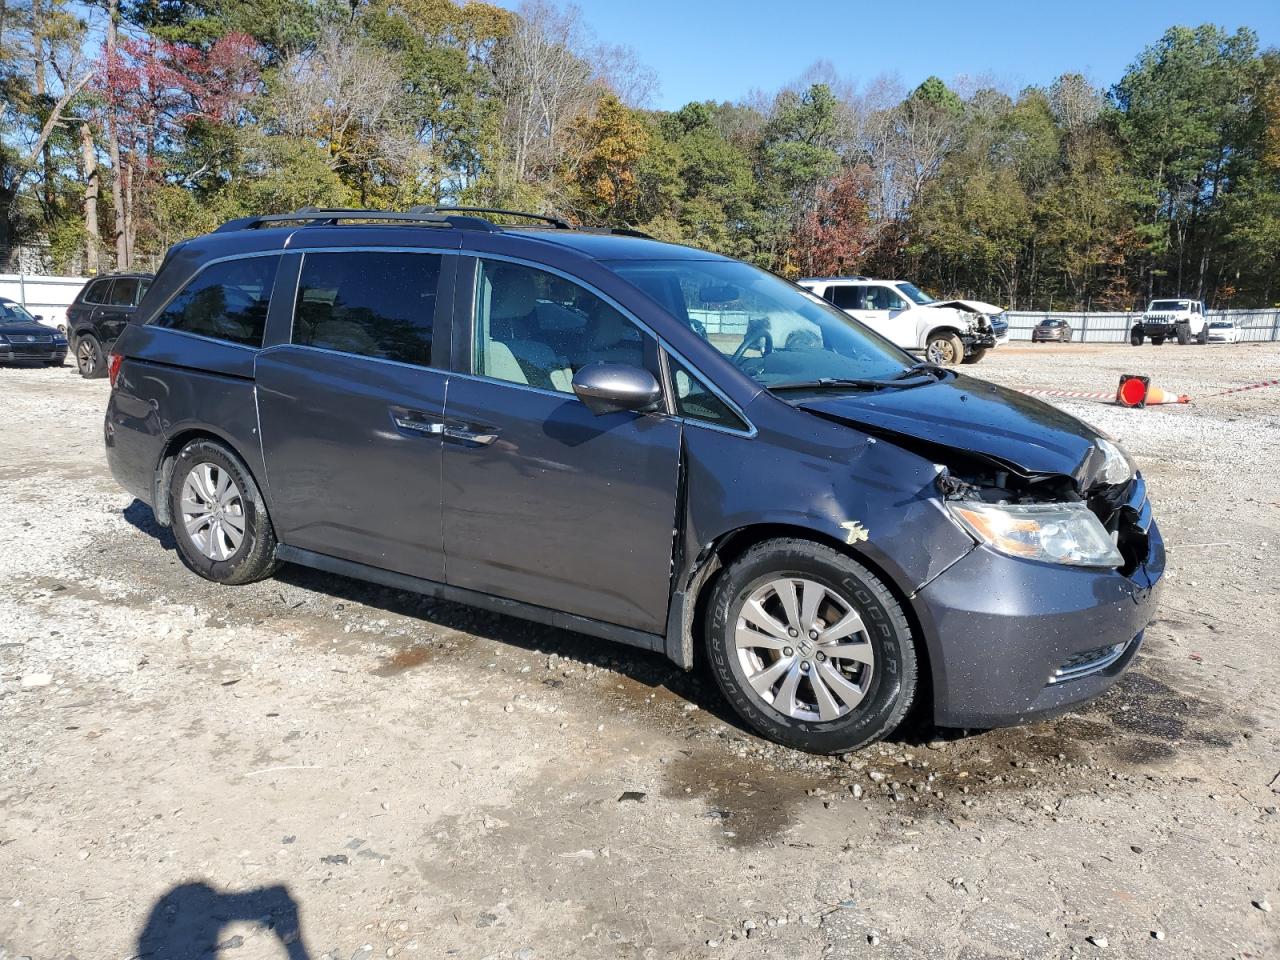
left=929, top=299, right=1005, bottom=315
left=797, top=374, right=1107, bottom=484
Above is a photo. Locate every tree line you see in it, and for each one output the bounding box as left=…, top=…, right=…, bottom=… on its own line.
left=2, top=1, right=1278, bottom=308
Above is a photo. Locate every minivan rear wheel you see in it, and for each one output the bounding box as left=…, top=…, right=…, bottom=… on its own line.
left=706, top=538, right=917, bottom=754
left=168, top=439, right=280, bottom=585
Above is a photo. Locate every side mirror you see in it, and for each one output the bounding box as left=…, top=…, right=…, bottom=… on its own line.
left=572, top=362, right=662, bottom=417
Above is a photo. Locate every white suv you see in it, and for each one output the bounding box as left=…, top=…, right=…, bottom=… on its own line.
left=1131, top=298, right=1208, bottom=346
left=797, top=277, right=1008, bottom=365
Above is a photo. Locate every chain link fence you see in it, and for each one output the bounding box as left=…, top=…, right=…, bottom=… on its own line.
left=1006, top=310, right=1280, bottom=343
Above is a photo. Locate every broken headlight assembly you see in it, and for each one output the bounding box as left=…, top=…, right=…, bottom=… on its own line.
left=947, top=500, right=1124, bottom=568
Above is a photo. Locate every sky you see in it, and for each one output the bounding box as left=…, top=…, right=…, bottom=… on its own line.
left=491, top=0, right=1280, bottom=110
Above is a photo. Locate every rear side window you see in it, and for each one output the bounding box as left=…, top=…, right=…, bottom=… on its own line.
left=81, top=278, right=111, bottom=304
left=107, top=278, right=138, bottom=306
left=828, top=286, right=863, bottom=310
left=153, top=256, right=279, bottom=347
left=292, top=251, right=441, bottom=367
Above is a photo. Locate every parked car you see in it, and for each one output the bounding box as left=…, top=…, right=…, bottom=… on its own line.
left=0, top=296, right=68, bottom=366
left=104, top=207, right=1164, bottom=754
left=1031, top=318, right=1073, bottom=342
left=66, top=272, right=153, bottom=378
left=797, top=277, right=1008, bottom=365
left=1206, top=319, right=1240, bottom=343
left=1130, top=298, right=1208, bottom=346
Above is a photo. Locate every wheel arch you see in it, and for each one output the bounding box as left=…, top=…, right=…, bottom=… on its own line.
left=670, top=521, right=935, bottom=719
left=152, top=427, right=267, bottom=528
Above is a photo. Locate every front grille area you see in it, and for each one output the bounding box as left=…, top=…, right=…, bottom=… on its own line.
left=1049, top=635, right=1137, bottom=684
left=1088, top=475, right=1151, bottom=577
left=4, top=333, right=53, bottom=344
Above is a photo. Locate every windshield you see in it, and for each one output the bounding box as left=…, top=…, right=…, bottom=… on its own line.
left=0, top=300, right=38, bottom=324
left=607, top=259, right=914, bottom=389
left=1210, top=321, right=1232, bottom=328
left=1150, top=300, right=1189, bottom=311
left=895, top=282, right=935, bottom=305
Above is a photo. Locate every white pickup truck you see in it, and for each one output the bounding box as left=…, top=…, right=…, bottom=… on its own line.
left=797, top=277, right=1008, bottom=365
left=1130, top=298, right=1209, bottom=346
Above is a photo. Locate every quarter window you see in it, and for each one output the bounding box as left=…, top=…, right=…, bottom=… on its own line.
left=292, top=251, right=441, bottom=367
left=667, top=354, right=747, bottom=431
left=473, top=259, right=656, bottom=394
left=153, top=256, right=279, bottom=347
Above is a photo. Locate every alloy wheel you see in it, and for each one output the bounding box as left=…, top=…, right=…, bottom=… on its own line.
left=927, top=339, right=956, bottom=364
left=734, top=577, right=875, bottom=722
left=77, top=340, right=96, bottom=376
left=180, top=462, right=246, bottom=561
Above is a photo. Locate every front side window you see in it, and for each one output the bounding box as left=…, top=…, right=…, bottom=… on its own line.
left=608, top=259, right=913, bottom=390
left=867, top=286, right=907, bottom=311
left=108, top=278, right=138, bottom=306
left=153, top=256, right=279, bottom=347
left=293, top=251, right=440, bottom=367
left=473, top=259, right=655, bottom=395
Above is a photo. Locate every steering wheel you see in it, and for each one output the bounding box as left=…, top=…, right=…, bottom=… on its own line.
left=731, top=318, right=773, bottom=364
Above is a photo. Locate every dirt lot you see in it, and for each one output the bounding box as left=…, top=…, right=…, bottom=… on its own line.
left=2, top=342, right=1278, bottom=960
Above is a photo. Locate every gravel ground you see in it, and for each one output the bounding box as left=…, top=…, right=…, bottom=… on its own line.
left=1, top=342, right=1278, bottom=960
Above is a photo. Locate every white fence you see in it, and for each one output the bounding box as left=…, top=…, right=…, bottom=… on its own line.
left=1005, top=310, right=1280, bottom=343
left=0, top=273, right=88, bottom=332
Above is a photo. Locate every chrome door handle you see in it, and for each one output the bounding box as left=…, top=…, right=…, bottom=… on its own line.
left=392, top=417, right=443, bottom=435
left=442, top=426, right=497, bottom=445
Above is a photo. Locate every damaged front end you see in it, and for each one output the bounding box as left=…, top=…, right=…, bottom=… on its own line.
left=935, top=454, right=1153, bottom=577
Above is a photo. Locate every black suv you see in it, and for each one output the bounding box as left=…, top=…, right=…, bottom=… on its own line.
left=104, top=208, right=1164, bottom=754
left=66, top=272, right=153, bottom=377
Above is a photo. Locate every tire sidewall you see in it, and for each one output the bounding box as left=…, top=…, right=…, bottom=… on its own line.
left=168, top=441, right=271, bottom=584
left=707, top=544, right=913, bottom=754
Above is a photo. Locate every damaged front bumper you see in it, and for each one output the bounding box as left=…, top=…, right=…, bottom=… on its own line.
left=914, top=510, right=1165, bottom=729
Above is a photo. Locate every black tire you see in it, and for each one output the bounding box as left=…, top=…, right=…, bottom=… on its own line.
left=961, top=347, right=987, bottom=364
left=75, top=334, right=106, bottom=378
left=1196, top=325, right=1209, bottom=345
left=705, top=538, right=918, bottom=754
left=1130, top=328, right=1143, bottom=346
left=1151, top=335, right=1165, bottom=346
left=168, top=439, right=280, bottom=585
left=925, top=331, right=965, bottom=366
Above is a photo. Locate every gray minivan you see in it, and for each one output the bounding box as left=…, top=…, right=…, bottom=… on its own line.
left=104, top=208, right=1164, bottom=753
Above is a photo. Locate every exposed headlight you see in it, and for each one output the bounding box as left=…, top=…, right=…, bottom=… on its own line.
left=1095, top=438, right=1132, bottom=486
left=947, top=500, right=1123, bottom=568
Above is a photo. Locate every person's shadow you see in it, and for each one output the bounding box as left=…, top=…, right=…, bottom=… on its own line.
left=136, top=882, right=311, bottom=959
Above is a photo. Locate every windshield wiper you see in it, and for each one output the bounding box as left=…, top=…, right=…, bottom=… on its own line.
left=895, top=361, right=948, bottom=380
left=770, top=375, right=934, bottom=392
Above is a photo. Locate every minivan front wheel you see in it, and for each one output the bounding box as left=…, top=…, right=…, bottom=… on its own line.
left=706, top=539, right=917, bottom=754
left=168, top=439, right=280, bottom=585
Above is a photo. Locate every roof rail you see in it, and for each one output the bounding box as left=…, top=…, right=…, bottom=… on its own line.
left=410, top=205, right=574, bottom=229
left=212, top=207, right=500, bottom=233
